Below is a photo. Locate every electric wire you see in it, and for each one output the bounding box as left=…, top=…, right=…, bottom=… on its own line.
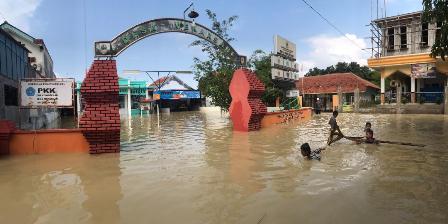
left=300, top=0, right=368, bottom=52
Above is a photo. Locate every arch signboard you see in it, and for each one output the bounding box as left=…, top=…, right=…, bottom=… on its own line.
left=94, top=18, right=246, bottom=65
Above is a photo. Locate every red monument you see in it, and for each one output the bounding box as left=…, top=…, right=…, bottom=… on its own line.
left=229, top=69, right=267, bottom=132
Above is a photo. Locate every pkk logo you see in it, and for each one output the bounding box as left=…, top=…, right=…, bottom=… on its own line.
left=26, top=87, right=36, bottom=96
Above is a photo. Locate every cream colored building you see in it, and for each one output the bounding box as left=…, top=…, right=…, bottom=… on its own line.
left=368, top=11, right=448, bottom=105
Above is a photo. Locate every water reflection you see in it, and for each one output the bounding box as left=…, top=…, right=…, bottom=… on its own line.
left=1, top=112, right=448, bottom=223
left=0, top=154, right=122, bottom=224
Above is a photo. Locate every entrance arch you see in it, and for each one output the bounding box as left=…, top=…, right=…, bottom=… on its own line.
left=93, top=18, right=245, bottom=63
left=80, top=18, right=246, bottom=154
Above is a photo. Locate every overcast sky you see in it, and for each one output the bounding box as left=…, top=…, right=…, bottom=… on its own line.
left=0, top=0, right=423, bottom=87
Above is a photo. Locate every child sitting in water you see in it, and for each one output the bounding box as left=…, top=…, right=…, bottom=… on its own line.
left=364, top=122, right=372, bottom=132
left=355, top=127, right=378, bottom=144
left=365, top=128, right=377, bottom=144
left=300, top=143, right=324, bottom=161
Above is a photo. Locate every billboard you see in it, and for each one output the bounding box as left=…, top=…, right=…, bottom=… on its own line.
left=153, top=90, right=201, bottom=100
left=411, top=63, right=437, bottom=78
left=274, top=35, right=297, bottom=60
left=20, top=79, right=74, bottom=107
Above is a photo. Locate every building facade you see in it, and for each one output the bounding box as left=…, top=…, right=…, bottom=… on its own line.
left=368, top=11, right=448, bottom=105
left=1, top=22, right=55, bottom=78
left=0, top=29, right=33, bottom=124
left=0, top=22, right=59, bottom=129
left=296, top=73, right=380, bottom=112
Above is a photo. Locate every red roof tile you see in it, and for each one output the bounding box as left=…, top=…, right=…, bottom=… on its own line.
left=296, top=73, right=380, bottom=94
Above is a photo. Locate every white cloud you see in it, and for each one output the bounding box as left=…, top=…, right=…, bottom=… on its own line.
left=0, top=0, right=42, bottom=32
left=298, top=34, right=370, bottom=75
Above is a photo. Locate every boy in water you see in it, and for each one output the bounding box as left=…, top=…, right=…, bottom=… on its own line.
left=300, top=143, right=324, bottom=161
left=355, top=126, right=378, bottom=144
left=365, top=128, right=377, bottom=144
left=327, top=110, right=344, bottom=145
left=364, top=122, right=372, bottom=132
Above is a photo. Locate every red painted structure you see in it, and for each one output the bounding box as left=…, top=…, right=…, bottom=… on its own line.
left=229, top=69, right=267, bottom=131
left=79, top=60, right=120, bottom=153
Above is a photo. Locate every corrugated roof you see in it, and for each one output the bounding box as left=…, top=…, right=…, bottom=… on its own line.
left=296, top=73, right=380, bottom=94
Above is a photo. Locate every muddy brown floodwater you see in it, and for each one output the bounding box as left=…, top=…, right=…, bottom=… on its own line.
left=1, top=111, right=448, bottom=224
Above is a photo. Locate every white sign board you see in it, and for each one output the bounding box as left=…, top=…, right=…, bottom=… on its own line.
left=286, top=90, right=300, bottom=97
left=274, top=35, right=297, bottom=60
left=20, top=79, right=74, bottom=107
left=411, top=63, right=436, bottom=78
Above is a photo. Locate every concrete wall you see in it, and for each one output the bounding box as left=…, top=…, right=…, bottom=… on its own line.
left=374, top=104, right=444, bottom=114
left=9, top=129, right=89, bottom=155
left=261, top=107, right=312, bottom=128
left=381, top=19, right=436, bottom=57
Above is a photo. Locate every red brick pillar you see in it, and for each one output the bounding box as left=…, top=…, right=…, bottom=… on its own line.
left=79, top=60, right=120, bottom=154
left=229, top=68, right=267, bottom=132
left=0, top=120, right=16, bottom=155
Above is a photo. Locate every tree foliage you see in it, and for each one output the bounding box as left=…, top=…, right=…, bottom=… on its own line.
left=248, top=50, right=284, bottom=106
left=305, top=62, right=381, bottom=86
left=192, top=11, right=283, bottom=109
left=192, top=10, right=239, bottom=111
left=423, top=0, right=448, bottom=60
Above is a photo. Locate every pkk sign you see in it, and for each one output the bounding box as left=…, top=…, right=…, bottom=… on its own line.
left=20, top=79, right=74, bottom=107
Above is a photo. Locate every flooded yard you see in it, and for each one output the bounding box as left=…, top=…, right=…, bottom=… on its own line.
left=1, top=111, right=447, bottom=224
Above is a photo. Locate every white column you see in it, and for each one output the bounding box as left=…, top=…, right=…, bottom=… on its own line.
left=381, top=77, right=385, bottom=93
left=411, top=77, right=416, bottom=92
left=127, top=81, right=131, bottom=117
left=76, top=90, right=81, bottom=117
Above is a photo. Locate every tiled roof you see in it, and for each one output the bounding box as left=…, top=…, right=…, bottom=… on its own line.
left=296, top=73, right=380, bottom=94
left=149, top=75, right=193, bottom=90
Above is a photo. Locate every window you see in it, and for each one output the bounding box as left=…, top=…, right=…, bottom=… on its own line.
left=400, top=26, right=407, bottom=49
left=387, top=28, right=395, bottom=51
left=421, top=23, right=429, bottom=47
left=4, top=84, right=18, bottom=106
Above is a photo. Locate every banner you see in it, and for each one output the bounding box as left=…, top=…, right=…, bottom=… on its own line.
left=20, top=79, right=74, bottom=107
left=411, top=63, right=437, bottom=78
left=153, top=90, right=201, bottom=100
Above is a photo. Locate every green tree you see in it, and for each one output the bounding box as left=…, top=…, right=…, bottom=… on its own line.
left=192, top=10, right=239, bottom=111
left=423, top=0, right=448, bottom=60
left=248, top=50, right=284, bottom=106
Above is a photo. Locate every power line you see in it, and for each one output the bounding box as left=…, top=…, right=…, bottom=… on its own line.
left=300, top=0, right=368, bottom=52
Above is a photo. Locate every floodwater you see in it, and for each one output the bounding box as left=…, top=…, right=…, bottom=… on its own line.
left=1, top=111, right=448, bottom=224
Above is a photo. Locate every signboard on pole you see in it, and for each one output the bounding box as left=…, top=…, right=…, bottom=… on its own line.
left=411, top=63, right=437, bottom=78
left=274, top=35, right=296, bottom=61
left=272, top=35, right=298, bottom=81
left=20, top=79, right=74, bottom=107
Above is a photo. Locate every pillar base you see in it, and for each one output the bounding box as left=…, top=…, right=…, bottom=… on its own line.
left=411, top=92, right=416, bottom=103
left=381, top=93, right=385, bottom=105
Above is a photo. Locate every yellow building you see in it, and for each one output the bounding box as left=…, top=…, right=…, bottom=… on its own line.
left=367, top=11, right=448, bottom=106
